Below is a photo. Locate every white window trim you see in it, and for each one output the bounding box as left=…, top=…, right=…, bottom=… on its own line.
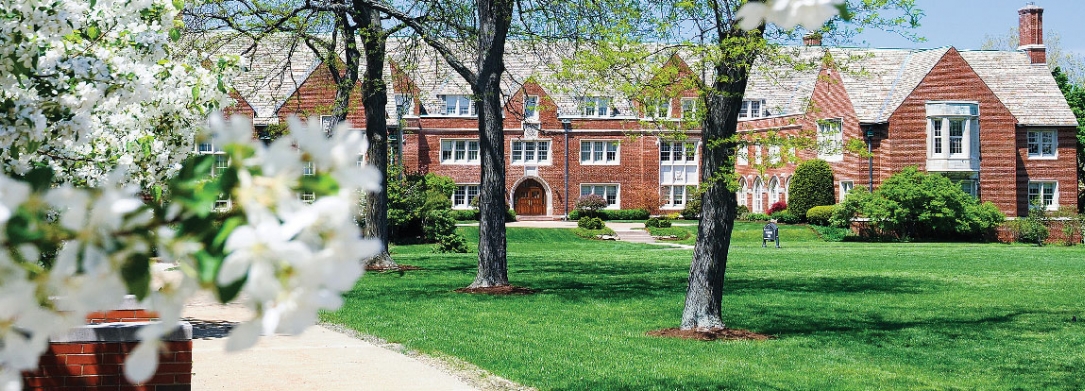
left=840, top=180, right=854, bottom=200
left=736, top=145, right=749, bottom=166
left=926, top=101, right=979, bottom=162
left=439, top=139, right=480, bottom=165
left=580, top=140, right=621, bottom=165
left=817, top=118, right=844, bottom=162
left=576, top=96, right=613, bottom=117
left=510, top=139, right=552, bottom=165
left=680, top=97, right=699, bottom=120
left=452, top=184, right=480, bottom=210
left=661, top=185, right=695, bottom=209
left=580, top=184, right=620, bottom=210
left=1027, top=181, right=1059, bottom=211
left=738, top=99, right=767, bottom=119
left=1026, top=129, right=1058, bottom=159
left=642, top=98, right=674, bottom=120
left=440, top=95, right=477, bottom=117
left=394, top=94, right=414, bottom=117
left=659, top=140, right=699, bottom=164
left=524, top=95, right=540, bottom=122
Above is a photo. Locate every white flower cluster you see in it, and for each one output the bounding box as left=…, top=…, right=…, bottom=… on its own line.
left=736, top=0, right=844, bottom=30
left=0, top=115, right=383, bottom=389
left=0, top=0, right=230, bottom=189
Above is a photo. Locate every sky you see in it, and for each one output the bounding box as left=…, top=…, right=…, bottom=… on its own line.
left=851, top=0, right=1085, bottom=56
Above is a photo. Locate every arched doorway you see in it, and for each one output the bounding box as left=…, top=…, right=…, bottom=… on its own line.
left=513, top=179, right=546, bottom=216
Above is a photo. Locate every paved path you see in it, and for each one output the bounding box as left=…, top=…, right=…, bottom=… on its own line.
left=501, top=220, right=696, bottom=249
left=181, top=291, right=518, bottom=391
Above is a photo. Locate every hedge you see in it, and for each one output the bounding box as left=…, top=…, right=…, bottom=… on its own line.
left=568, top=208, right=650, bottom=221
left=789, top=159, right=835, bottom=221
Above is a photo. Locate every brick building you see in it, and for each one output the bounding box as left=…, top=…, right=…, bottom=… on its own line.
left=231, top=3, right=1077, bottom=219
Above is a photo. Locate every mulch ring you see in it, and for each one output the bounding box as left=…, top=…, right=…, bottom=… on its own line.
left=647, top=327, right=774, bottom=341
left=454, top=285, right=536, bottom=295
left=365, top=264, right=423, bottom=272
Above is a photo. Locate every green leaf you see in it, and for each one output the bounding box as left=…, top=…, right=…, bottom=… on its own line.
left=172, top=0, right=184, bottom=10
left=216, top=277, right=246, bottom=303
left=87, top=25, right=101, bottom=40
left=121, top=253, right=152, bottom=300
left=212, top=216, right=244, bottom=249
left=195, top=250, right=221, bottom=285
left=300, top=174, right=340, bottom=196
left=191, top=85, right=200, bottom=101
left=169, top=28, right=181, bottom=42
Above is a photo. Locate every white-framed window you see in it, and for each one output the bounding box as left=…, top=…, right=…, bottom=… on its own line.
left=1027, top=181, right=1058, bottom=211
left=524, top=95, right=540, bottom=121
left=768, top=145, right=781, bottom=164
left=1027, top=129, right=1057, bottom=159
left=644, top=98, right=673, bottom=119
left=661, top=185, right=695, bottom=209
left=581, top=140, right=619, bottom=165
left=440, top=139, right=480, bottom=164
left=395, top=94, right=413, bottom=117
left=214, top=195, right=231, bottom=211
left=959, top=179, right=977, bottom=197
left=927, top=102, right=979, bottom=161
left=737, top=177, right=748, bottom=209
left=660, top=141, right=698, bottom=163
left=754, top=144, right=763, bottom=165
left=299, top=161, right=316, bottom=204
left=581, top=184, right=619, bottom=209
left=817, top=119, right=844, bottom=162
left=752, top=177, right=764, bottom=213
left=840, top=181, right=854, bottom=200
left=768, top=177, right=781, bottom=204
left=196, top=141, right=231, bottom=210
left=442, top=95, right=477, bottom=116
left=511, top=140, right=550, bottom=164
left=739, top=99, right=766, bottom=119
left=680, top=98, right=699, bottom=119
left=452, top=184, right=480, bottom=209
left=320, top=115, right=337, bottom=134
left=736, top=145, right=748, bottom=166
left=577, top=96, right=612, bottom=117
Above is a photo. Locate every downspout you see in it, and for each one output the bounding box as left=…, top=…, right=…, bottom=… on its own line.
left=562, top=118, right=571, bottom=220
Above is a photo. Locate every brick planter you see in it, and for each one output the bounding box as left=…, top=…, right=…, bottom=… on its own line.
left=21, top=296, right=193, bottom=391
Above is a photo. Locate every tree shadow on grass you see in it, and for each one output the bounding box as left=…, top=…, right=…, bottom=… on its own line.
left=727, top=275, right=936, bottom=295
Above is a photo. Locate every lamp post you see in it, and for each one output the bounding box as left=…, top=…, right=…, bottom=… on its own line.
left=562, top=118, right=571, bottom=220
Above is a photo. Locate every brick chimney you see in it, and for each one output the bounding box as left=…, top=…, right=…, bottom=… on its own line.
left=802, top=32, right=822, bottom=47
left=1018, top=2, right=1045, bottom=64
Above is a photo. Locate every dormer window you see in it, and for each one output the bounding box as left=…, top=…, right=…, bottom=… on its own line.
left=739, top=99, right=766, bottom=119
left=395, top=94, right=414, bottom=117
left=681, top=98, right=700, bottom=119
left=442, top=95, right=476, bottom=116
left=643, top=98, right=673, bottom=119
left=577, top=96, right=611, bottom=117
left=524, top=95, right=540, bottom=121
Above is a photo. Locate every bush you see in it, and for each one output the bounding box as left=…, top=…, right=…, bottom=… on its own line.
left=388, top=168, right=464, bottom=245
left=1009, top=205, right=1049, bottom=245
left=424, top=209, right=469, bottom=253
left=789, top=159, right=835, bottom=221
left=771, top=210, right=802, bottom=225
left=646, top=226, right=691, bottom=240
left=645, top=217, right=672, bottom=228
left=805, top=205, right=835, bottom=226
left=506, top=208, right=517, bottom=222
left=681, top=189, right=702, bottom=219
left=811, top=224, right=853, bottom=242
left=574, top=194, right=607, bottom=217
left=572, top=227, right=617, bottom=239
left=450, top=209, right=479, bottom=221
left=735, top=205, right=751, bottom=220
left=767, top=201, right=788, bottom=215
left=832, top=167, right=1005, bottom=241
left=577, top=216, right=605, bottom=230
left=568, top=208, right=650, bottom=221
left=744, top=213, right=770, bottom=221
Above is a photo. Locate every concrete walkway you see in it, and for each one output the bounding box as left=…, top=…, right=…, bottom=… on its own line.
left=499, top=220, right=696, bottom=249
left=182, top=292, right=523, bottom=391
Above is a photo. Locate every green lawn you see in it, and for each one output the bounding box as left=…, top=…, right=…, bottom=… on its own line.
left=323, top=223, right=1085, bottom=390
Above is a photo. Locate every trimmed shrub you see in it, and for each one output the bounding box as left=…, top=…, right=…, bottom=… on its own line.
left=388, top=169, right=466, bottom=246
left=735, top=205, right=751, bottom=220
left=645, top=217, right=673, bottom=228
left=789, top=159, right=835, bottom=221
left=450, top=209, right=479, bottom=221
left=424, top=209, right=469, bottom=253
left=805, top=205, right=835, bottom=226
left=744, top=213, right=771, bottom=221
left=832, top=167, right=1005, bottom=240
left=646, top=226, right=691, bottom=240
left=572, top=227, right=617, bottom=239
left=767, top=201, right=788, bottom=215
left=568, top=208, right=650, bottom=221
left=772, top=210, right=803, bottom=225
left=506, top=208, right=517, bottom=222
left=577, top=216, right=605, bottom=230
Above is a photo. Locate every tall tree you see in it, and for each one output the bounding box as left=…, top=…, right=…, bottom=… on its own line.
left=1052, top=67, right=1085, bottom=212
left=365, top=0, right=516, bottom=287
left=186, top=0, right=400, bottom=268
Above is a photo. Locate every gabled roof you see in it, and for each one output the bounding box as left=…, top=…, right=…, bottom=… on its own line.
left=960, top=50, right=1078, bottom=126
left=831, top=47, right=948, bottom=123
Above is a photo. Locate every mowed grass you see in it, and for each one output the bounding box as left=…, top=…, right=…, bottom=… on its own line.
left=323, top=223, right=1085, bottom=390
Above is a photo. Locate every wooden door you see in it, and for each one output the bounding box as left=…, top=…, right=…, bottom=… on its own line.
left=514, top=182, right=545, bottom=215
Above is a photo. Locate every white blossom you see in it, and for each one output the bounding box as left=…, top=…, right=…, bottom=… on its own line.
left=736, top=0, right=844, bottom=31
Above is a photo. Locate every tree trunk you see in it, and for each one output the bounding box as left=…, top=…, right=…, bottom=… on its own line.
left=468, top=0, right=514, bottom=288
left=681, top=27, right=763, bottom=330
left=356, top=3, right=397, bottom=269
